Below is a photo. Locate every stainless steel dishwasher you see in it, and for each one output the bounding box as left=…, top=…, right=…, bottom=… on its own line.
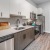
left=0, top=34, right=14, bottom=50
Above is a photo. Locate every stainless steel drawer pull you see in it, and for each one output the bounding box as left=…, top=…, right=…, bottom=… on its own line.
left=23, top=34, right=26, bottom=39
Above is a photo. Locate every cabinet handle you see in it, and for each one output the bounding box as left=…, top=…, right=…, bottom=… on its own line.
left=1, top=12, right=2, bottom=17
left=23, top=34, right=26, bottom=40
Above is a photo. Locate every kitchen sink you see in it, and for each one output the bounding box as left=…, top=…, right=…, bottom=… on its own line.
left=14, top=27, right=25, bottom=30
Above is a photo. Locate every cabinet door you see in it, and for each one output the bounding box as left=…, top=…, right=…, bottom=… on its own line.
left=29, top=28, right=35, bottom=41
left=10, top=0, right=21, bottom=15
left=37, top=8, right=43, bottom=14
left=0, top=42, right=7, bottom=50
left=25, top=28, right=35, bottom=44
left=14, top=30, right=29, bottom=50
left=0, top=0, right=10, bottom=18
left=6, top=38, right=14, bottom=50
left=21, top=1, right=31, bottom=19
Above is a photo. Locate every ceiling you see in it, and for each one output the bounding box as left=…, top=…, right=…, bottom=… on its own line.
left=31, top=0, right=50, bottom=4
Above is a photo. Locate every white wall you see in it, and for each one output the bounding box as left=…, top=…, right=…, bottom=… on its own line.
left=38, top=2, right=50, bottom=33
left=26, top=0, right=37, bottom=7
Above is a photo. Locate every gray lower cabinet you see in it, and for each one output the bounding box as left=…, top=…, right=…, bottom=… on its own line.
left=14, top=28, right=35, bottom=50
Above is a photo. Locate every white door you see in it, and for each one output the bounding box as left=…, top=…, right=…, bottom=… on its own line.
left=0, top=0, right=10, bottom=18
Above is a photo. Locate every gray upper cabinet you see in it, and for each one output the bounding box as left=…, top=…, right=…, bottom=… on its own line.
left=0, top=0, right=10, bottom=18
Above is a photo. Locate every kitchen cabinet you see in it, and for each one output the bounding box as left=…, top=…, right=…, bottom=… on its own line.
left=37, top=8, right=43, bottom=14
left=10, top=0, right=27, bottom=16
left=0, top=0, right=10, bottom=18
left=0, top=38, right=14, bottom=50
left=14, top=28, right=35, bottom=50
left=10, top=0, right=37, bottom=19
left=28, top=28, right=35, bottom=41
left=14, top=30, right=28, bottom=50
left=10, top=0, right=21, bottom=15
left=21, top=1, right=32, bottom=19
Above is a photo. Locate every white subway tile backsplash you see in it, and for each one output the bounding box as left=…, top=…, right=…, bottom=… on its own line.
left=0, top=17, right=28, bottom=25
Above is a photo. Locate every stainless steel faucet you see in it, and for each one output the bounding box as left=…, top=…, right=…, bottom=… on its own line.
left=16, top=19, right=20, bottom=27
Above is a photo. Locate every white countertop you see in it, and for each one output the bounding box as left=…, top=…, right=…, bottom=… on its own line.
left=0, top=26, right=34, bottom=37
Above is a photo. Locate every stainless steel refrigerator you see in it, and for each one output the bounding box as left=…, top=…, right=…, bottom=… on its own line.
left=37, top=14, right=45, bottom=33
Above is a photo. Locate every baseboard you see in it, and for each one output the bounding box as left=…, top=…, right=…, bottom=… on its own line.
left=44, top=32, right=50, bottom=34
left=45, top=30, right=50, bottom=33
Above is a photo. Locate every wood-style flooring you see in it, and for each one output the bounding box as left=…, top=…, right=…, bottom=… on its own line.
left=25, top=33, right=50, bottom=50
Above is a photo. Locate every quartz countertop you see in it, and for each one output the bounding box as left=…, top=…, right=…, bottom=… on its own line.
left=0, top=26, right=34, bottom=37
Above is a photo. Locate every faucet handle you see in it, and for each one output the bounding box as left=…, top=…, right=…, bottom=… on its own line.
left=17, top=19, right=20, bottom=23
